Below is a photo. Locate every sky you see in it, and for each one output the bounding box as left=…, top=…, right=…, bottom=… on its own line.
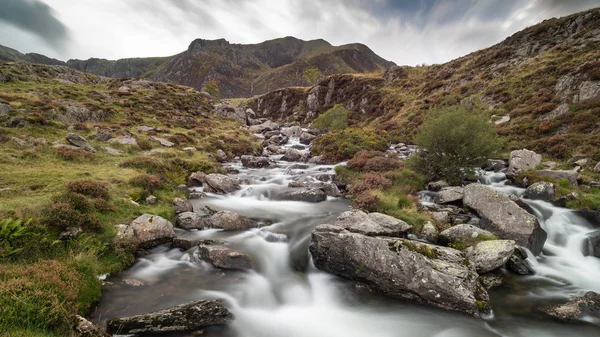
left=0, top=0, right=599, bottom=66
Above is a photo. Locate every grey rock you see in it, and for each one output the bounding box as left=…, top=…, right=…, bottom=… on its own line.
left=103, top=146, right=122, bottom=156
left=506, top=246, right=534, bottom=275
left=427, top=180, right=449, bottom=192
left=106, top=299, right=232, bottom=335
left=321, top=182, right=341, bottom=197
left=573, top=158, right=589, bottom=167
left=594, top=161, right=600, bottom=173
left=299, top=132, right=316, bottom=145
left=479, top=274, right=504, bottom=290
left=554, top=192, right=579, bottom=208
left=198, top=245, right=253, bottom=270
left=463, top=184, right=546, bottom=255
left=524, top=181, right=555, bottom=201
left=506, top=149, right=542, bottom=178
left=59, top=227, right=83, bottom=240
left=308, top=155, right=325, bottom=164
left=540, top=292, right=600, bottom=323
left=216, top=149, right=227, bottom=162
left=204, top=211, right=255, bottom=230
left=280, top=188, right=327, bottom=202
left=137, top=125, right=156, bottom=132
left=537, top=169, right=579, bottom=186
left=420, top=221, right=439, bottom=243
left=249, top=120, right=278, bottom=133
left=584, top=230, right=600, bottom=258
left=11, top=136, right=32, bottom=147
left=189, top=191, right=207, bottom=199
left=436, top=187, right=464, bottom=204
left=281, top=149, right=303, bottom=162
left=175, top=212, right=203, bottom=229
left=310, top=227, right=490, bottom=315
left=8, top=116, right=28, bottom=128
left=172, top=238, right=196, bottom=250
left=280, top=126, right=303, bottom=137
left=331, top=210, right=412, bottom=237
left=214, top=102, right=246, bottom=123
left=124, top=214, right=176, bottom=249
left=439, top=224, right=495, bottom=247
left=151, top=136, right=175, bottom=147
left=145, top=195, right=158, bottom=204
left=241, top=155, right=271, bottom=168
left=465, top=240, right=517, bottom=273
left=189, top=172, right=241, bottom=194
left=75, top=315, right=109, bottom=337
left=108, top=135, right=137, bottom=146
left=172, top=197, right=193, bottom=214
left=66, top=133, right=95, bottom=152
left=0, top=102, right=13, bottom=115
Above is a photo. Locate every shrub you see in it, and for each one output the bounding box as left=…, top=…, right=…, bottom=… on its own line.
left=347, top=151, right=384, bottom=170
left=0, top=219, right=30, bottom=259
left=363, top=156, right=402, bottom=172
left=312, top=104, right=349, bottom=130
left=353, top=191, right=379, bottom=212
left=130, top=174, right=164, bottom=191
left=311, top=128, right=389, bottom=163
left=66, top=180, right=110, bottom=200
left=202, top=81, right=220, bottom=99
left=55, top=147, right=95, bottom=162
left=411, top=107, right=501, bottom=185
left=350, top=173, right=392, bottom=195
left=137, top=139, right=153, bottom=151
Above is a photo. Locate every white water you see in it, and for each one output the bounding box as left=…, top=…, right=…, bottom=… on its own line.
left=92, top=145, right=600, bottom=336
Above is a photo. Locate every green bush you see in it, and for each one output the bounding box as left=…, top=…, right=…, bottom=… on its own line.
left=0, top=219, right=30, bottom=259
left=312, top=104, right=349, bottom=130
left=411, top=107, right=501, bottom=185
left=311, top=128, right=389, bottom=163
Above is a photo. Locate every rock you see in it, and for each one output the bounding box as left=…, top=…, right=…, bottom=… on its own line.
left=106, top=299, right=233, bottom=335
left=308, top=155, right=325, bottom=164
left=189, top=173, right=241, bottom=194
left=172, top=238, right=196, bottom=250
left=103, top=146, right=122, bottom=156
left=214, top=102, right=246, bottom=123
left=420, top=222, right=439, bottom=243
left=524, top=181, right=555, bottom=201
left=122, top=278, right=148, bottom=287
left=573, top=158, right=589, bottom=167
left=204, top=211, right=255, bottom=231
left=479, top=274, right=504, bottom=290
left=125, top=214, right=176, bottom=249
left=137, top=125, right=156, bottom=132
left=493, top=115, right=510, bottom=125
left=310, top=227, right=489, bottom=315
left=299, top=132, right=316, bottom=145
left=66, top=133, right=95, bottom=152
left=281, top=149, right=303, bottom=162
left=189, top=191, right=207, bottom=199
left=0, top=102, right=13, bottom=115
left=172, top=197, right=193, bottom=214
left=267, top=134, right=288, bottom=145
left=332, top=210, right=412, bottom=237
left=11, top=136, right=32, bottom=147
left=431, top=211, right=449, bottom=224
left=540, top=292, right=600, bottom=323
left=241, top=155, right=271, bottom=168
left=537, top=169, right=579, bottom=186
left=108, top=135, right=137, bottom=146
left=280, top=188, right=327, bottom=202
left=465, top=240, right=517, bottom=273
left=175, top=212, right=203, bottom=229
left=249, top=120, right=277, bottom=133
left=8, top=116, right=28, bottom=128
left=506, top=246, right=534, bottom=275
left=436, top=187, right=464, bottom=204
left=59, top=227, right=83, bottom=240
left=280, top=126, right=303, bottom=137
left=427, top=180, right=449, bottom=192
left=321, top=182, right=341, bottom=197
left=151, top=136, right=175, bottom=147
left=506, top=149, right=542, bottom=178
left=554, top=192, right=579, bottom=207
left=463, top=184, right=547, bottom=255
left=75, top=315, right=109, bottom=337
left=439, top=224, right=495, bottom=248
left=215, top=149, right=227, bottom=162
left=198, top=245, right=253, bottom=270
left=145, top=195, right=158, bottom=204
left=594, top=161, right=600, bottom=173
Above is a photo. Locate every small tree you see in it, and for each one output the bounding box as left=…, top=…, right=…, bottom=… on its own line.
left=312, top=104, right=349, bottom=130
left=202, top=80, right=220, bottom=99
left=411, top=107, right=501, bottom=185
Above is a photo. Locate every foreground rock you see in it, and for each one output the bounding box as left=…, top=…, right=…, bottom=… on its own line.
left=281, top=149, right=303, bottom=162
left=463, top=184, right=546, bottom=255
left=333, top=210, right=412, bottom=237
left=279, top=188, right=327, bottom=202
left=310, top=225, right=489, bottom=315
left=116, top=214, right=176, bottom=249
left=106, top=299, right=233, bottom=335
left=198, top=245, right=254, bottom=270
left=465, top=240, right=517, bottom=273
left=540, top=292, right=600, bottom=323
left=66, top=133, right=95, bottom=152
left=506, top=149, right=541, bottom=178
left=204, top=211, right=255, bottom=230
left=189, top=173, right=241, bottom=194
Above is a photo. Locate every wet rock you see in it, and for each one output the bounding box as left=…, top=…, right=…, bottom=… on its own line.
left=427, top=180, right=449, bottom=192
left=584, top=230, right=600, bottom=258
left=280, top=188, right=327, bottom=202
left=479, top=274, right=504, bottom=290
left=267, top=134, right=288, bottom=145
left=121, top=214, right=176, bottom=249
left=189, top=191, right=207, bottom=199
left=172, top=238, right=196, bottom=250
left=288, top=176, right=315, bottom=188
left=506, top=246, right=534, bottom=275
left=465, top=240, right=517, bottom=273
left=289, top=164, right=310, bottom=170
left=175, top=211, right=203, bottom=229
left=189, top=173, right=241, bottom=194
left=108, top=135, right=137, bottom=146
left=204, top=211, right=255, bottom=230
left=321, top=182, right=341, bottom=197
left=463, top=184, right=546, bottom=255
left=331, top=210, right=412, bottom=237
left=241, top=155, right=271, bottom=168
left=281, top=126, right=303, bottom=137
left=439, top=224, right=495, bottom=248
left=281, top=149, right=303, bottom=162
left=594, top=161, right=600, bottom=173
left=540, top=292, right=600, bottom=323
left=106, top=299, right=233, bottom=335
left=310, top=227, right=489, bottom=316
left=436, top=187, right=464, bottom=204
left=122, top=278, right=148, bottom=287
left=299, top=132, right=316, bottom=145
left=506, top=149, right=542, bottom=178
left=172, top=197, right=193, bottom=214
left=537, top=169, right=579, bottom=186
left=75, top=315, right=109, bottom=337
left=66, top=133, right=95, bottom=152
left=420, top=222, right=439, bottom=243
left=151, top=136, right=175, bottom=147
left=198, top=245, right=254, bottom=270
left=524, top=181, right=555, bottom=201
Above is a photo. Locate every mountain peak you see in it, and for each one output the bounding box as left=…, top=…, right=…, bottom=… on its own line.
left=188, top=38, right=230, bottom=52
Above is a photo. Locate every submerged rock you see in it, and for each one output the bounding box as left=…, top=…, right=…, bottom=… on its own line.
left=198, top=245, right=254, bottom=270
left=106, top=299, right=233, bottom=335
left=241, top=155, right=271, bottom=168
left=540, top=292, right=600, bottom=323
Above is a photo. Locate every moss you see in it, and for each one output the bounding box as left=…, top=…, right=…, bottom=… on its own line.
left=389, top=239, right=438, bottom=259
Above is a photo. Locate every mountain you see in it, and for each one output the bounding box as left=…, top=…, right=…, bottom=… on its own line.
left=246, top=7, right=600, bottom=161
left=0, top=44, right=65, bottom=66
left=66, top=36, right=395, bottom=98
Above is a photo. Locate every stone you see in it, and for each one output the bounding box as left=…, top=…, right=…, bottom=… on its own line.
left=106, top=299, right=233, bottom=335
left=59, top=227, right=83, bottom=240
left=321, top=182, right=341, bottom=197
left=584, top=230, right=600, bottom=258
left=66, top=133, right=95, bottom=152
left=216, top=149, right=227, bottom=162
left=172, top=197, right=193, bottom=214
left=137, top=125, right=156, bottom=132
left=463, top=184, right=546, bottom=255
left=249, top=120, right=278, bottom=133
left=189, top=192, right=207, bottom=199
left=172, top=238, right=196, bottom=250
left=8, top=116, right=28, bottom=128
left=124, top=214, right=176, bottom=249
left=420, top=222, right=439, bottom=243
left=479, top=274, right=504, bottom=290
left=214, top=102, right=246, bottom=123
left=439, top=224, right=495, bottom=248
left=108, top=136, right=137, bottom=146
left=310, top=227, right=490, bottom=315
left=281, top=149, right=303, bottom=162
left=332, top=210, right=412, bottom=237
left=204, top=211, right=255, bottom=231
left=175, top=212, right=203, bottom=229
left=506, top=149, right=542, bottom=178
left=189, top=172, right=241, bottom=194
left=103, top=146, right=122, bottom=156
left=308, top=155, right=325, bottom=164
left=493, top=115, right=510, bottom=125
left=151, top=136, right=175, bottom=147
left=11, top=136, right=32, bottom=147
left=280, top=126, right=303, bottom=137
left=75, top=315, right=109, bottom=337
left=241, top=155, right=271, bottom=168
left=198, top=245, right=253, bottom=270
left=524, top=181, right=555, bottom=201
left=465, top=240, right=517, bottom=273
left=506, top=246, right=534, bottom=275
left=436, top=187, right=464, bottom=204
left=594, top=161, right=600, bottom=173
left=537, top=169, right=579, bottom=186
left=573, top=158, right=589, bottom=167
left=279, top=188, right=327, bottom=202
left=540, top=292, right=600, bottom=323
left=427, top=180, right=449, bottom=192
left=299, top=132, right=316, bottom=145
left=554, top=192, right=579, bottom=208
left=144, top=195, right=157, bottom=204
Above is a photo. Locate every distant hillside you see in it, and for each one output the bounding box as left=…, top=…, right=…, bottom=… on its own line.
left=0, top=44, right=65, bottom=66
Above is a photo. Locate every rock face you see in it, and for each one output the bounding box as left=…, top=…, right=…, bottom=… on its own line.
left=436, top=187, right=464, bottom=204
left=463, top=184, right=546, bottom=255
left=189, top=173, right=241, bottom=194
left=540, top=292, right=600, bottom=323
left=439, top=224, right=495, bottom=247
left=66, top=133, right=95, bottom=152
left=121, top=214, right=176, bottom=249
left=524, top=181, right=555, bottom=201
left=198, top=245, right=254, bottom=270
left=506, top=149, right=541, bottom=178
left=310, top=225, right=489, bottom=315
left=106, top=299, right=233, bottom=335
left=241, top=155, right=271, bottom=168
left=204, top=211, right=255, bottom=230
left=280, top=188, right=327, bottom=202
left=333, top=210, right=412, bottom=237
left=465, top=240, right=517, bottom=273
left=175, top=212, right=203, bottom=229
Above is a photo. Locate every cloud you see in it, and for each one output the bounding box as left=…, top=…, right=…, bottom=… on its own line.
left=0, top=0, right=70, bottom=54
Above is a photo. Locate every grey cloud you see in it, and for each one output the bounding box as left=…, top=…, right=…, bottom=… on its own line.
left=0, top=0, right=69, bottom=52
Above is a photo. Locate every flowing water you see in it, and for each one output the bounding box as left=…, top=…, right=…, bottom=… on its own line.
left=92, top=140, right=600, bottom=336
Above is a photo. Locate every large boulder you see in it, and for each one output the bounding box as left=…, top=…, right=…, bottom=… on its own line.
left=463, top=184, right=547, bottom=255
left=332, top=210, right=412, bottom=237
left=309, top=226, right=490, bottom=315
left=120, top=214, right=176, bottom=249
left=280, top=126, right=303, bottom=137
left=436, top=187, right=464, bottom=204
left=439, top=224, right=496, bottom=248
left=465, top=240, right=517, bottom=273
left=189, top=173, right=241, bottom=194
left=175, top=212, right=203, bottom=230
left=249, top=120, right=278, bottom=133
left=524, top=181, right=555, bottom=201
left=106, top=299, right=233, bottom=335
left=539, top=292, right=600, bottom=323
left=281, top=149, right=303, bottom=162
left=279, top=188, right=327, bottom=202
left=172, top=197, right=193, bottom=214
left=198, top=245, right=254, bottom=270
left=536, top=169, right=579, bottom=186
left=66, top=133, right=95, bottom=152
left=241, top=155, right=271, bottom=168
left=204, top=211, right=255, bottom=231
left=506, top=149, right=541, bottom=178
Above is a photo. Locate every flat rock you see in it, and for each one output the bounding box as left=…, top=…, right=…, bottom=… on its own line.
left=333, top=210, right=412, bottom=237
left=537, top=169, right=579, bottom=186
left=198, top=245, right=253, bottom=270
left=279, top=188, right=327, bottom=202
left=151, top=136, right=175, bottom=147
left=189, top=172, right=241, bottom=194
left=465, top=240, right=517, bottom=273
left=108, top=136, right=137, bottom=146
left=103, top=146, right=122, bottom=156
left=540, top=292, right=600, bottom=323
left=439, top=224, right=495, bottom=248
left=204, top=211, right=255, bottom=231
left=436, top=187, right=464, bottom=204
left=66, top=133, right=95, bottom=152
